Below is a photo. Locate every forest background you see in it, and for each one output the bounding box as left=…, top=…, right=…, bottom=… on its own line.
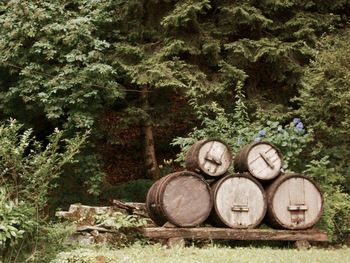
left=0, top=0, right=350, bottom=261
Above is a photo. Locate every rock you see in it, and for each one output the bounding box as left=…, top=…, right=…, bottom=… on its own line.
left=65, top=232, right=95, bottom=245
left=56, top=201, right=149, bottom=224
left=56, top=201, right=150, bottom=245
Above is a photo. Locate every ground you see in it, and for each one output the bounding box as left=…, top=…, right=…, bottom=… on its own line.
left=52, top=244, right=350, bottom=263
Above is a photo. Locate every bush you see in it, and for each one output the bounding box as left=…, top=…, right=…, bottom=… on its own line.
left=0, top=188, right=37, bottom=252
left=297, top=28, right=350, bottom=192
left=100, top=179, right=154, bottom=203
left=172, top=81, right=311, bottom=170
left=94, top=211, right=148, bottom=247
left=294, top=28, right=350, bottom=239
left=304, top=157, right=350, bottom=240
left=0, top=119, right=88, bottom=212
left=0, top=119, right=87, bottom=261
left=173, top=79, right=350, bottom=240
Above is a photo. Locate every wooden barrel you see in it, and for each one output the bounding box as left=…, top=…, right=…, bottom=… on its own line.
left=146, top=178, right=166, bottom=226
left=234, top=142, right=283, bottom=181
left=185, top=139, right=232, bottom=177
left=146, top=171, right=212, bottom=227
left=211, top=173, right=267, bottom=228
left=265, top=173, right=323, bottom=230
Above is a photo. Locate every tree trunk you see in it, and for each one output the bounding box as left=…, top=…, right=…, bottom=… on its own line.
left=141, top=85, right=160, bottom=180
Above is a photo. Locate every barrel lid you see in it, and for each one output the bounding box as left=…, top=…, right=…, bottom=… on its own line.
left=159, top=171, right=213, bottom=227
left=212, top=173, right=266, bottom=228
left=269, top=173, right=323, bottom=229
left=246, top=142, right=282, bottom=180
left=197, top=139, right=232, bottom=177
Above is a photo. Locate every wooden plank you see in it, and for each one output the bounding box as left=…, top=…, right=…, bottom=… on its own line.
left=139, top=227, right=328, bottom=242
left=77, top=226, right=119, bottom=233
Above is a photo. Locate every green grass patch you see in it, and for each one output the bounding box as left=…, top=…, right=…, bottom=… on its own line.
left=51, top=244, right=350, bottom=263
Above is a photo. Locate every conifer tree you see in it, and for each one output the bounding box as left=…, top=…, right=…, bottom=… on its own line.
left=1, top=0, right=349, bottom=185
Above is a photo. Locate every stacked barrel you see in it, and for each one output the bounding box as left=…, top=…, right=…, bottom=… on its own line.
left=146, top=139, right=323, bottom=230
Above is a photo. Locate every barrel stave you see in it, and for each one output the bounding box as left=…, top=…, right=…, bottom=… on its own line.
left=234, top=142, right=283, bottom=181
left=211, top=173, right=267, bottom=229
left=265, top=173, right=323, bottom=230
left=146, top=171, right=213, bottom=227
left=185, top=139, right=232, bottom=177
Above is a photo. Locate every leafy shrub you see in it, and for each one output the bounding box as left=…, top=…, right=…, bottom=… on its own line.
left=0, top=188, right=37, bottom=251
left=100, top=179, right=154, bottom=203
left=304, top=157, right=350, bottom=240
left=95, top=212, right=147, bottom=230
left=297, top=28, right=350, bottom=192
left=172, top=81, right=311, bottom=170
left=294, top=28, right=350, bottom=239
left=0, top=119, right=87, bottom=260
left=27, top=223, right=76, bottom=263
left=94, top=212, right=147, bottom=247
left=173, top=79, right=350, bottom=239
left=0, top=119, right=88, bottom=212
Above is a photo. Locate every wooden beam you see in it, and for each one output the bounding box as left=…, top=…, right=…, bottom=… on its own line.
left=139, top=227, right=328, bottom=242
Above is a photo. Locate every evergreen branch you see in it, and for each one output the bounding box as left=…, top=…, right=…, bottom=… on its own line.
left=3, top=62, right=148, bottom=93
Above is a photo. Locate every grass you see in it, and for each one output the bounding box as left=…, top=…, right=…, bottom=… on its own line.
left=51, top=244, right=350, bottom=263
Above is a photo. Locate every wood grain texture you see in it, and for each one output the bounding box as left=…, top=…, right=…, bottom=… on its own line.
left=234, top=142, right=283, bottom=180
left=161, top=172, right=212, bottom=227
left=146, top=171, right=213, bottom=227
left=139, top=227, right=328, bottom=241
left=266, top=173, right=323, bottom=230
left=146, top=175, right=170, bottom=227
left=185, top=139, right=232, bottom=177
left=211, top=173, right=267, bottom=228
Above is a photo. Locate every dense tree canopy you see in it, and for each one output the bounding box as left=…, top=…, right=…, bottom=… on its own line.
left=0, top=0, right=350, bottom=205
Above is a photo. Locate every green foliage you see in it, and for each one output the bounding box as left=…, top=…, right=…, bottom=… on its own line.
left=52, top=245, right=350, bottom=263
left=0, top=119, right=86, bottom=259
left=95, top=212, right=147, bottom=230
left=161, top=0, right=211, bottom=30
left=304, top=157, right=350, bottom=240
left=158, top=159, right=177, bottom=177
left=1, top=0, right=349, bottom=195
left=2, top=0, right=347, bottom=129
left=4, top=222, right=76, bottom=263
left=0, top=119, right=88, bottom=212
left=0, top=0, right=124, bottom=130
left=0, top=188, right=37, bottom=251
left=172, top=82, right=311, bottom=170
left=297, top=27, right=350, bottom=192
left=1, top=0, right=350, bottom=246
left=90, top=212, right=147, bottom=248
left=101, top=179, right=154, bottom=203
left=0, top=0, right=124, bottom=204
left=31, top=223, right=76, bottom=263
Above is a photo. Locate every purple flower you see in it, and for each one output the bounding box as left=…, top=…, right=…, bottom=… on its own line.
left=296, top=122, right=304, bottom=130
left=254, top=137, right=261, bottom=142
left=293, top=118, right=301, bottom=125
left=258, top=130, right=266, bottom=137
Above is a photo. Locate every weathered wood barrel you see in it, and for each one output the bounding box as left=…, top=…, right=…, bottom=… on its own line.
left=146, top=179, right=165, bottom=226
left=185, top=139, right=232, bottom=177
left=265, top=173, right=323, bottom=230
left=234, top=142, right=283, bottom=181
left=146, top=171, right=212, bottom=227
left=210, top=173, right=267, bottom=228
